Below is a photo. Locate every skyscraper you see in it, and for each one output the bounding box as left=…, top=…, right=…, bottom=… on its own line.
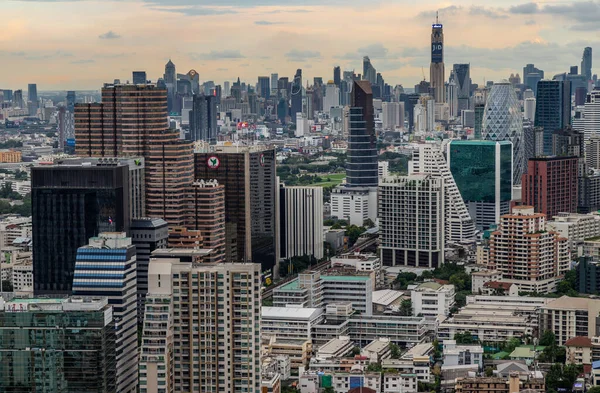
left=382, top=102, right=404, bottom=130
left=582, top=47, right=593, bottom=82
left=132, top=71, right=147, bottom=84
left=430, top=18, right=445, bottom=103
left=379, top=174, right=445, bottom=267
left=334, top=66, right=341, bottom=87
left=139, top=261, right=261, bottom=393
left=12, top=89, right=23, bottom=108
left=323, top=80, right=340, bottom=114
left=363, top=56, right=377, bottom=85
left=27, top=83, right=37, bottom=103
left=534, top=80, right=571, bottom=154
left=482, top=81, right=524, bottom=184
left=189, top=94, right=218, bottom=142
left=523, top=64, right=544, bottom=96
left=453, top=64, right=470, bottom=112
left=584, top=89, right=600, bottom=142
left=0, top=296, right=117, bottom=393
left=73, top=233, right=138, bottom=393
left=524, top=97, right=536, bottom=122
left=164, top=60, right=177, bottom=112
left=75, top=83, right=195, bottom=227
left=258, top=76, right=270, bottom=98
left=66, top=90, right=76, bottom=112
left=347, top=80, right=378, bottom=187
left=194, top=146, right=278, bottom=272
left=270, top=73, right=278, bottom=96
left=279, top=185, right=324, bottom=260
left=32, top=162, right=131, bottom=295
left=291, top=69, right=303, bottom=120
left=192, top=179, right=226, bottom=263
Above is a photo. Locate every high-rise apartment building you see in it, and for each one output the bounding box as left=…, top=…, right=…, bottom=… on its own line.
left=447, top=140, right=513, bottom=231
left=32, top=161, right=131, bottom=295
left=430, top=19, right=445, bottom=103
left=324, top=80, right=340, bottom=115
left=552, top=127, right=584, bottom=158
left=482, top=81, right=524, bottom=185
left=409, top=143, right=476, bottom=243
left=522, top=156, right=578, bottom=219
left=73, top=233, right=138, bottom=393
left=12, top=89, right=23, bottom=108
left=27, top=83, right=38, bottom=116
left=584, top=89, right=600, bottom=142
left=489, top=206, right=570, bottom=293
left=379, top=174, right=445, bottom=267
left=534, top=80, right=571, bottom=154
left=75, top=83, right=195, bottom=227
left=582, top=47, right=593, bottom=83
left=524, top=97, right=536, bottom=122
left=347, top=80, right=378, bottom=187
left=382, top=102, right=404, bottom=131
left=189, top=94, right=218, bottom=142
left=0, top=296, right=117, bottom=393
left=291, top=69, right=303, bottom=120
left=192, top=179, right=226, bottom=263
left=279, top=185, right=324, bottom=260
left=139, top=260, right=261, bottom=393
left=194, top=146, right=278, bottom=271
left=131, top=217, right=168, bottom=323
left=132, top=71, right=147, bottom=84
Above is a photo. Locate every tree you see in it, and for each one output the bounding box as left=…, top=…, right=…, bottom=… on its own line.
left=346, top=225, right=366, bottom=246
left=322, top=388, right=335, bottom=393
left=587, top=387, right=600, bottom=393
left=454, top=331, right=476, bottom=344
left=399, top=299, right=413, bottom=316
left=13, top=171, right=27, bottom=180
left=1, top=280, right=13, bottom=292
left=503, top=337, right=521, bottom=354
left=367, top=363, right=383, bottom=372
left=539, top=330, right=556, bottom=346
left=421, top=271, right=434, bottom=280
left=363, top=218, right=375, bottom=228
left=351, top=346, right=361, bottom=356
left=390, top=343, right=401, bottom=359
left=394, top=272, right=417, bottom=289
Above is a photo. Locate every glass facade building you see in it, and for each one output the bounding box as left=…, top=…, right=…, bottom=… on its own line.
left=534, top=80, right=571, bottom=155
left=447, top=140, right=513, bottom=230
left=0, top=297, right=116, bottom=393
left=347, top=80, right=378, bottom=187
left=32, top=164, right=130, bottom=295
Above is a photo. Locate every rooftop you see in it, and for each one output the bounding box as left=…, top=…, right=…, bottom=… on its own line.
left=278, top=280, right=300, bottom=291
left=321, top=275, right=371, bottom=282
left=544, top=296, right=596, bottom=310
left=372, top=290, right=404, bottom=306
left=564, top=336, right=593, bottom=348
left=262, top=306, right=323, bottom=320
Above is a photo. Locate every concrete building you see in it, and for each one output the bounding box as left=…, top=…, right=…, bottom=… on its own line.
left=72, top=233, right=138, bottom=393
left=316, top=336, right=354, bottom=359
left=261, top=307, right=324, bottom=341
left=455, top=375, right=544, bottom=393
left=139, top=260, right=262, bottom=393
left=443, top=340, right=484, bottom=370
left=471, top=270, right=503, bottom=294
left=192, top=179, right=226, bottom=263
left=430, top=19, right=445, bottom=103
left=263, top=337, right=312, bottom=370
left=330, top=186, right=377, bottom=226
left=547, top=212, right=600, bottom=251
left=489, top=206, right=570, bottom=293
left=279, top=185, right=324, bottom=260
left=539, top=296, right=600, bottom=345
left=410, top=282, right=455, bottom=317
left=361, top=338, right=393, bottom=363
left=565, top=336, right=593, bottom=365
left=331, top=252, right=382, bottom=287
left=379, top=174, right=445, bottom=268
left=382, top=102, right=404, bottom=130
left=321, top=275, right=374, bottom=315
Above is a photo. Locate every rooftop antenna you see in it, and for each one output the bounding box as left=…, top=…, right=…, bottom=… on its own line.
left=436, top=11, right=439, bottom=24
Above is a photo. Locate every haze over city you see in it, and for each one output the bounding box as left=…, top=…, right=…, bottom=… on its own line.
left=2, top=0, right=600, bottom=89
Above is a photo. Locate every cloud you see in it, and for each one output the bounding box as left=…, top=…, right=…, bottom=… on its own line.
left=285, top=49, right=321, bottom=61
left=418, top=5, right=461, bottom=19
left=525, top=19, right=536, bottom=25
left=216, top=68, right=228, bottom=71
left=509, top=3, right=539, bottom=14
left=98, top=31, right=121, bottom=40
left=149, top=6, right=237, bottom=16
left=543, top=1, right=600, bottom=23
left=190, top=49, right=245, bottom=60
left=1, top=50, right=73, bottom=60
left=337, top=43, right=391, bottom=60
left=469, top=6, right=507, bottom=19
left=70, top=59, right=95, bottom=64
left=254, top=20, right=282, bottom=25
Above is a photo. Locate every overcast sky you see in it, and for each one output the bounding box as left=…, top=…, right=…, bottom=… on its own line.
left=1, top=0, right=599, bottom=90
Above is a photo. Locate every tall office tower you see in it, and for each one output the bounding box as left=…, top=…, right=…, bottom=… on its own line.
left=522, top=122, right=544, bottom=169
left=189, top=94, right=218, bottom=142
left=584, top=89, right=600, bottom=141
left=347, top=80, right=377, bottom=187
left=279, top=185, right=324, bottom=260
left=582, top=47, right=593, bottom=82
left=523, top=64, right=544, bottom=96
left=133, top=71, right=147, bottom=84
left=334, top=66, right=341, bottom=87
left=66, top=90, right=76, bottom=112
left=489, top=206, right=570, bottom=293
left=131, top=217, right=168, bottom=323
left=277, top=77, right=289, bottom=100
left=291, top=69, right=303, bottom=121
left=28, top=83, right=38, bottom=107
left=192, top=179, right=226, bottom=263
left=400, top=93, right=420, bottom=132
left=447, top=140, right=513, bottom=231
left=409, top=143, right=476, bottom=243
left=382, top=101, right=404, bottom=130
left=258, top=76, right=270, bottom=99
left=508, top=73, right=521, bottom=87
left=0, top=296, right=117, bottom=392
left=270, top=73, right=278, bottom=96
left=32, top=162, right=131, bottom=295
left=323, top=80, right=340, bottom=114
left=2, top=89, right=12, bottom=102
left=139, top=261, right=261, bottom=393
left=524, top=97, right=536, bottom=122
left=553, top=127, right=584, bottom=158
left=164, top=60, right=177, bottom=112
left=453, top=64, right=470, bottom=113
left=75, top=83, right=194, bottom=227
left=12, top=89, right=23, bottom=108
left=73, top=233, right=138, bottom=393
left=362, top=56, right=377, bottom=85
left=447, top=73, right=458, bottom=117
left=576, top=86, right=587, bottom=106
left=535, top=80, right=571, bottom=154
left=482, top=81, right=524, bottom=184
left=379, top=174, right=445, bottom=267
left=223, top=80, right=231, bottom=97
left=311, top=82, right=323, bottom=115
left=194, top=147, right=278, bottom=271
left=430, top=18, right=445, bottom=103
left=522, top=156, right=578, bottom=218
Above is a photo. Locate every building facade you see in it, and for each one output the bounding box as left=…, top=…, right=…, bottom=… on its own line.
left=534, top=80, right=571, bottom=154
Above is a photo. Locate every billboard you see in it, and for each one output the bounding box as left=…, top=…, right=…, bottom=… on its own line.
left=432, top=43, right=443, bottom=63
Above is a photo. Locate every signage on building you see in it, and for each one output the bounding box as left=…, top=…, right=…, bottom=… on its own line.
left=207, top=156, right=220, bottom=169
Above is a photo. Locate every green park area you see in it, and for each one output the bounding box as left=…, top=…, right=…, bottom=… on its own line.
left=311, top=173, right=346, bottom=187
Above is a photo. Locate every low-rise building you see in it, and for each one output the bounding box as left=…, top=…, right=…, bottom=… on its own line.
left=263, top=337, right=312, bottom=370
left=331, top=372, right=381, bottom=393
left=565, top=336, right=593, bottom=365
left=331, top=252, right=382, bottom=287
left=410, top=282, right=455, bottom=317
left=261, top=307, right=324, bottom=341
left=348, top=315, right=428, bottom=348
left=465, top=295, right=551, bottom=331
left=383, top=372, right=418, bottom=393
left=262, top=355, right=291, bottom=381
left=261, top=372, right=281, bottom=393
left=443, top=340, right=484, bottom=371
left=548, top=212, right=600, bottom=251
left=471, top=270, right=502, bottom=294
left=361, top=338, right=392, bottom=363
left=372, top=290, right=405, bottom=314
left=539, top=296, right=600, bottom=345
left=316, top=336, right=355, bottom=359
left=454, top=374, right=545, bottom=393
left=481, top=281, right=519, bottom=296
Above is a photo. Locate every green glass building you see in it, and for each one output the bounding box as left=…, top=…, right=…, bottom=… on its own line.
left=447, top=140, right=513, bottom=230
left=0, top=296, right=117, bottom=393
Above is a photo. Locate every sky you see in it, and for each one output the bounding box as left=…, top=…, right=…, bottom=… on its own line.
left=1, top=0, right=599, bottom=91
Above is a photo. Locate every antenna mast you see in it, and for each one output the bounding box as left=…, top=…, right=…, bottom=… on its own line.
left=436, top=11, right=439, bottom=24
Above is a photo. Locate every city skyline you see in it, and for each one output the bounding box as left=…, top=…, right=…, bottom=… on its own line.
left=2, top=0, right=599, bottom=90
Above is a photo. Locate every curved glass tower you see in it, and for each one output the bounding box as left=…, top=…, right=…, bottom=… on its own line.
left=482, top=81, right=523, bottom=184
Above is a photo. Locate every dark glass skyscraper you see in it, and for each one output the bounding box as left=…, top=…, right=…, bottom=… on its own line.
left=582, top=47, right=593, bottom=82
left=523, top=64, right=544, bottom=96
left=347, top=80, right=378, bottom=187
left=334, top=66, right=341, bottom=87
left=189, top=94, right=218, bottom=142
left=32, top=163, right=130, bottom=295
left=132, top=71, right=147, bottom=84
left=27, top=83, right=37, bottom=103
left=453, top=64, right=470, bottom=112
left=535, top=80, right=571, bottom=155
left=66, top=90, right=76, bottom=112
left=291, top=69, right=303, bottom=121
left=258, top=76, right=270, bottom=99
